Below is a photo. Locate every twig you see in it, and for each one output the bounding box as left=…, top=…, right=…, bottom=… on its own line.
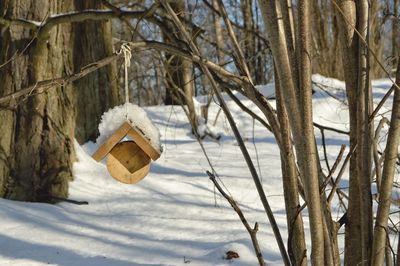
left=327, top=145, right=356, bottom=204
left=207, top=171, right=265, bottom=266
left=372, top=117, right=390, bottom=191
left=320, top=128, right=331, bottom=173
left=321, top=144, right=346, bottom=192
left=313, top=122, right=349, bottom=135
left=212, top=108, right=222, bottom=127
left=49, top=195, right=89, bottom=205
left=312, top=81, right=347, bottom=104
left=224, top=88, right=272, bottom=132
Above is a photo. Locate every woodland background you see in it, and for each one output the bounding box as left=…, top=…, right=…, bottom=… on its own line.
left=0, top=0, right=400, bottom=265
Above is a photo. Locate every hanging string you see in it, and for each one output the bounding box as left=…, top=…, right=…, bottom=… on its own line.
left=117, top=43, right=132, bottom=119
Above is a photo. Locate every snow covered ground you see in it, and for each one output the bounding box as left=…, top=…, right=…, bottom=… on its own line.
left=0, top=75, right=398, bottom=265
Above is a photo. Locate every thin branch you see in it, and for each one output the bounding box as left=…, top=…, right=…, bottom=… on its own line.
left=321, top=144, right=346, bottom=192
left=320, top=128, right=331, bottom=172
left=0, top=54, right=120, bottom=107
left=0, top=17, right=40, bottom=29
left=369, top=83, right=397, bottom=123
left=0, top=9, right=155, bottom=31
left=327, top=145, right=356, bottom=204
left=312, top=81, right=347, bottom=104
left=313, top=122, right=349, bottom=135
left=372, top=117, right=390, bottom=191
left=207, top=171, right=265, bottom=266
left=224, top=88, right=272, bottom=132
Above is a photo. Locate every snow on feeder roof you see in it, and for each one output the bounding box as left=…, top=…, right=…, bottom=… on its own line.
left=92, top=103, right=162, bottom=184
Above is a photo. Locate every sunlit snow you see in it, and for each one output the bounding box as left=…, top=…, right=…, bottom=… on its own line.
left=0, top=75, right=398, bottom=265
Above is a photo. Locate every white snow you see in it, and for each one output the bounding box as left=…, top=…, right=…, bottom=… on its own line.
left=96, top=103, right=162, bottom=152
left=0, top=75, right=398, bottom=265
left=255, top=83, right=276, bottom=99
left=192, top=97, right=222, bottom=139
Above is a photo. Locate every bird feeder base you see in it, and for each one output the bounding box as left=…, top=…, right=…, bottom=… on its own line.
left=106, top=141, right=151, bottom=184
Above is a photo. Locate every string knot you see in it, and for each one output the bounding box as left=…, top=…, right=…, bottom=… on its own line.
left=117, top=43, right=132, bottom=68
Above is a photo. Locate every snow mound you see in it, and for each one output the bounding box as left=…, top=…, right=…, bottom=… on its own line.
left=192, top=97, right=222, bottom=139
left=96, top=103, right=162, bottom=151
left=201, top=241, right=254, bottom=265
left=312, top=73, right=346, bottom=90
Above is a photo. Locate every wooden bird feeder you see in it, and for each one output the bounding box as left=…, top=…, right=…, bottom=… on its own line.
left=92, top=122, right=161, bottom=184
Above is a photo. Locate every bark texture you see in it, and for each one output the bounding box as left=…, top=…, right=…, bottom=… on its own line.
left=163, top=0, right=198, bottom=133
left=337, top=0, right=373, bottom=264
left=275, top=71, right=307, bottom=266
left=392, top=0, right=399, bottom=59
left=212, top=0, right=224, bottom=63
left=297, top=1, right=327, bottom=264
left=311, top=0, right=343, bottom=79
left=0, top=0, right=76, bottom=201
left=259, top=0, right=328, bottom=263
left=240, top=0, right=257, bottom=81
left=371, top=59, right=400, bottom=266
left=73, top=0, right=119, bottom=143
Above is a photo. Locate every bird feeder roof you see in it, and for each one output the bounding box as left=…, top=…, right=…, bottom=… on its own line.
left=92, top=122, right=161, bottom=162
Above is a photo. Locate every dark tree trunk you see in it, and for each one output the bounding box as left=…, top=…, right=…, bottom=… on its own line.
left=163, top=0, right=193, bottom=106
left=73, top=0, right=119, bottom=143
left=162, top=1, right=198, bottom=133
left=392, top=0, right=399, bottom=59
left=0, top=0, right=76, bottom=202
left=240, top=0, right=257, bottom=81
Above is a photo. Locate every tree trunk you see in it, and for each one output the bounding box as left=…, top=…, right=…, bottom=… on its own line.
left=369, top=0, right=383, bottom=78
left=392, top=0, right=399, bottom=59
left=297, top=1, right=328, bottom=264
left=163, top=1, right=192, bottom=104
left=337, top=0, right=374, bottom=264
left=212, top=0, right=224, bottom=64
left=0, top=2, right=15, bottom=197
left=371, top=58, right=400, bottom=266
left=240, top=0, right=257, bottom=81
left=73, top=0, right=119, bottom=144
left=163, top=1, right=198, bottom=133
left=311, top=0, right=330, bottom=77
left=275, top=69, right=307, bottom=266
left=336, top=1, right=362, bottom=264
left=357, top=1, right=373, bottom=263
left=0, top=0, right=76, bottom=202
left=259, top=0, right=328, bottom=263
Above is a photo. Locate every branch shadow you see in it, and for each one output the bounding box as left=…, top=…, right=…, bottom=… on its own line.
left=0, top=234, right=155, bottom=266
